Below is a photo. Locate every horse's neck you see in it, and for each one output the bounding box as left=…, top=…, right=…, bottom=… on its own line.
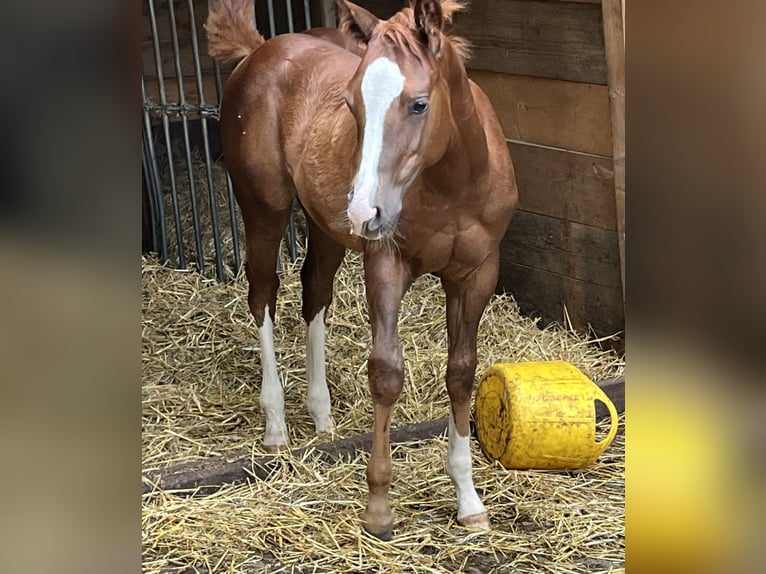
left=428, top=47, right=490, bottom=191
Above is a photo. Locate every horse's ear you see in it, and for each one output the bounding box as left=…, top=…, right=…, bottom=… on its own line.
left=414, top=0, right=443, bottom=57
left=336, top=0, right=379, bottom=44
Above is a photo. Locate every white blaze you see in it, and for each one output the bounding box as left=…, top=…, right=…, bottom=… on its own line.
left=347, top=57, right=405, bottom=235
left=306, top=308, right=334, bottom=434
left=446, top=413, right=487, bottom=521
left=258, top=305, right=289, bottom=448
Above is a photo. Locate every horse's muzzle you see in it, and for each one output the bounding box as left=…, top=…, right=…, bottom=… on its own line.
left=359, top=210, right=399, bottom=241
left=349, top=208, right=397, bottom=240
left=361, top=210, right=383, bottom=235
left=347, top=188, right=399, bottom=239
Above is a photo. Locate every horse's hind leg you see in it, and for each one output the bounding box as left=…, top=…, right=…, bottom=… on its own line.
left=300, top=217, right=346, bottom=438
left=239, top=190, right=293, bottom=452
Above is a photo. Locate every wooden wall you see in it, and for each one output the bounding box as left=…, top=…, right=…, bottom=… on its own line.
left=352, top=0, right=623, bottom=336
left=142, top=0, right=624, bottom=337
left=459, top=0, right=622, bottom=337
left=467, top=0, right=623, bottom=337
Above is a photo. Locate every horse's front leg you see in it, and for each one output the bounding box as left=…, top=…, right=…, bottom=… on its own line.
left=362, top=248, right=412, bottom=541
left=441, top=252, right=500, bottom=530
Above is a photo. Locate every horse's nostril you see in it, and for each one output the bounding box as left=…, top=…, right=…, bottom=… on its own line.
left=362, top=208, right=382, bottom=235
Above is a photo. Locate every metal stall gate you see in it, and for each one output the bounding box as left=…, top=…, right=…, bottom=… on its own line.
left=142, top=0, right=335, bottom=281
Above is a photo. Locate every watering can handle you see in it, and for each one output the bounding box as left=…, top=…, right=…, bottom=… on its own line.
left=593, top=385, right=619, bottom=451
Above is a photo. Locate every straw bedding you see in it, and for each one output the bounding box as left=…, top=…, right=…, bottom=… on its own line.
left=142, top=245, right=625, bottom=573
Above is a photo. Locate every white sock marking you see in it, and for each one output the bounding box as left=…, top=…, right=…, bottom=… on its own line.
left=258, top=305, right=289, bottom=447
left=347, top=57, right=405, bottom=234
left=306, top=308, right=334, bottom=434
left=446, top=413, right=487, bottom=521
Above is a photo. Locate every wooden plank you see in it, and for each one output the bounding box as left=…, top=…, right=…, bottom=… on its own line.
left=601, top=0, right=626, bottom=301
left=142, top=174, right=154, bottom=253
left=349, top=0, right=606, bottom=21
left=595, top=376, right=624, bottom=421
left=453, top=0, right=607, bottom=84
left=470, top=71, right=612, bottom=156
left=145, top=1, right=607, bottom=83
left=497, top=260, right=624, bottom=336
left=142, top=417, right=450, bottom=494
left=508, top=142, right=616, bottom=230
left=142, top=375, right=624, bottom=494
left=501, top=210, right=622, bottom=289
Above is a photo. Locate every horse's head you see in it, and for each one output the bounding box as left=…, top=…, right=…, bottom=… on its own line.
left=339, top=0, right=461, bottom=240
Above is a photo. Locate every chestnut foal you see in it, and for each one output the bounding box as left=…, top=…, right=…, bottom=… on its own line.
left=207, top=0, right=517, bottom=539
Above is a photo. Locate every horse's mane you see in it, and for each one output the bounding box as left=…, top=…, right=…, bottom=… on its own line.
left=381, top=0, right=471, bottom=63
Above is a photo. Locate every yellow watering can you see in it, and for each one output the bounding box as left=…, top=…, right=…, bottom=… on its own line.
left=474, top=361, right=619, bottom=470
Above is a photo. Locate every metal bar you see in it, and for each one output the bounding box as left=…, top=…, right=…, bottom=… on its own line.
left=210, top=2, right=226, bottom=108
left=211, top=0, right=226, bottom=108
left=148, top=0, right=186, bottom=268
left=320, top=0, right=336, bottom=28
left=142, top=127, right=161, bottom=256
left=285, top=0, right=294, bottom=33
left=168, top=0, right=205, bottom=272
left=288, top=204, right=297, bottom=262
left=266, top=0, right=277, bottom=38
left=208, top=3, right=242, bottom=275
left=213, top=60, right=225, bottom=105
left=141, top=77, right=168, bottom=261
left=225, top=174, right=242, bottom=273
left=303, top=0, right=312, bottom=29
left=188, top=0, right=225, bottom=281
left=207, top=6, right=242, bottom=273
left=213, top=99, right=243, bottom=274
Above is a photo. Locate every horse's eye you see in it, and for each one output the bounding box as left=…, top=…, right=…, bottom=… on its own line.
left=410, top=99, right=429, bottom=115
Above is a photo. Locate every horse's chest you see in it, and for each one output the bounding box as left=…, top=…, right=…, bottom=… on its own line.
left=408, top=223, right=492, bottom=278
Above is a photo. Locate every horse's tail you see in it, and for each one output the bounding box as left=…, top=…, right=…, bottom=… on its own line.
left=206, top=0, right=265, bottom=63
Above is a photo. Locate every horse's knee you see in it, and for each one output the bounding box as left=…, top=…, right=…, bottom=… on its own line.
left=446, top=354, right=478, bottom=402
left=367, top=345, right=404, bottom=406
left=300, top=236, right=344, bottom=324
left=301, top=272, right=333, bottom=324
left=246, top=262, right=278, bottom=326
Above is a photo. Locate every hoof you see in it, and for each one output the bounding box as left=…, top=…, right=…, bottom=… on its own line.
left=459, top=511, right=491, bottom=531
left=316, top=429, right=336, bottom=443
left=314, top=417, right=336, bottom=438
left=263, top=441, right=290, bottom=454
left=363, top=524, right=393, bottom=541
